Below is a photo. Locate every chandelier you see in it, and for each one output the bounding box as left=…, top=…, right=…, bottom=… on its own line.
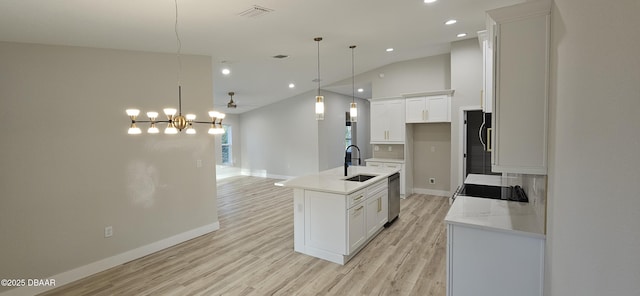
left=125, top=0, right=225, bottom=135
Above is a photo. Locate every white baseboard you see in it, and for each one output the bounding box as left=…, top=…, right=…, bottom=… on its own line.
left=0, top=222, right=220, bottom=296
left=240, top=169, right=294, bottom=180
left=412, top=188, right=452, bottom=198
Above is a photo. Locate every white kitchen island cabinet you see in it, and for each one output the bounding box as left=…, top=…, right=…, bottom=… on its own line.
left=278, top=166, right=398, bottom=265
left=365, top=158, right=406, bottom=197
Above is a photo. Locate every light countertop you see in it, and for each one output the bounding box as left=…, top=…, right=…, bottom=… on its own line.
left=275, top=166, right=400, bottom=195
left=445, top=196, right=545, bottom=239
left=364, top=158, right=405, bottom=164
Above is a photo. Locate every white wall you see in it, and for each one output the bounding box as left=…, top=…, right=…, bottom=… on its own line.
left=0, top=42, right=218, bottom=294
left=318, top=91, right=370, bottom=171
left=547, top=0, right=640, bottom=295
left=449, top=38, right=483, bottom=190
left=370, top=54, right=451, bottom=98
left=239, top=89, right=369, bottom=178
left=412, top=123, right=452, bottom=193
left=239, top=90, right=320, bottom=178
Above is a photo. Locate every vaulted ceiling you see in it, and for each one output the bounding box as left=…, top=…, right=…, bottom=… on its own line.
left=0, top=0, right=523, bottom=113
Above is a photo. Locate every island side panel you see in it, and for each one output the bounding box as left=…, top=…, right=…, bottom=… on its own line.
left=293, top=188, right=305, bottom=253
left=304, top=190, right=347, bottom=255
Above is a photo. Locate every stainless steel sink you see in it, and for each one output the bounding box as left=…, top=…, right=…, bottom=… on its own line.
left=344, top=174, right=377, bottom=182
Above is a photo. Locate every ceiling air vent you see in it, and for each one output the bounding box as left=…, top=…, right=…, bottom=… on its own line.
left=238, top=5, right=274, bottom=18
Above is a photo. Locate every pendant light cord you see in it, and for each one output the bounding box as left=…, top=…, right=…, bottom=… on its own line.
left=351, top=46, right=355, bottom=103
left=316, top=38, right=321, bottom=96
left=175, top=0, right=182, bottom=114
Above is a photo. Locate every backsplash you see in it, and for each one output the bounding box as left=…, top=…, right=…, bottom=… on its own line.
left=372, top=144, right=404, bottom=159
left=504, top=173, right=547, bottom=233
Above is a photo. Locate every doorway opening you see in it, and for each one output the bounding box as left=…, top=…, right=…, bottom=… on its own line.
left=463, top=110, right=497, bottom=177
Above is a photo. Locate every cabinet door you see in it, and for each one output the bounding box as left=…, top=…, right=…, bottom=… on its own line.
left=492, top=13, right=548, bottom=174
left=426, top=95, right=451, bottom=122
left=305, top=191, right=346, bottom=254
left=366, top=196, right=380, bottom=238
left=483, top=37, right=494, bottom=113
left=386, top=100, right=405, bottom=142
left=405, top=97, right=426, bottom=123
left=377, top=191, right=389, bottom=229
left=479, top=31, right=494, bottom=113
left=347, top=204, right=366, bottom=254
left=448, top=224, right=544, bottom=296
left=370, top=101, right=388, bottom=142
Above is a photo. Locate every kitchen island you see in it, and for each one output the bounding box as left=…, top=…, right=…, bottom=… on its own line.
left=276, top=166, right=400, bottom=264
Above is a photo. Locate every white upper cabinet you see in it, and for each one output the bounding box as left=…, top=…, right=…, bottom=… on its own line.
left=405, top=98, right=427, bottom=123
left=370, top=98, right=405, bottom=143
left=488, top=0, right=550, bottom=175
left=403, top=90, right=454, bottom=123
left=478, top=30, right=493, bottom=113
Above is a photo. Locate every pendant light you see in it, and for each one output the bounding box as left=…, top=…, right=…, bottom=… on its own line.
left=314, top=37, right=324, bottom=120
left=125, top=0, right=225, bottom=135
left=349, top=45, right=358, bottom=123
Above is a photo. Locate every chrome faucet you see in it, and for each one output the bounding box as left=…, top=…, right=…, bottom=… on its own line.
left=344, top=145, right=361, bottom=176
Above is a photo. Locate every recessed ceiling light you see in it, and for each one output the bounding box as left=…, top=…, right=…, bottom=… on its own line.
left=457, top=33, right=468, bottom=38
left=424, top=0, right=437, bottom=3
left=445, top=19, right=457, bottom=25
left=386, top=48, right=394, bottom=52
left=357, top=88, right=364, bottom=93
left=221, top=68, right=231, bottom=75
left=289, top=83, right=295, bottom=88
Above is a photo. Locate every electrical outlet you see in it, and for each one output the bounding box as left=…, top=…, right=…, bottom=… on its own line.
left=388, top=146, right=392, bottom=152
left=374, top=145, right=379, bottom=151
left=429, top=178, right=435, bottom=184
left=104, top=226, right=113, bottom=238
left=196, top=159, right=203, bottom=168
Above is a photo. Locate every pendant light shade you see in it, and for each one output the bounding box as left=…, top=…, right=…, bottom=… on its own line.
left=316, top=95, right=324, bottom=120
left=314, top=37, right=324, bottom=120
left=349, top=45, right=358, bottom=123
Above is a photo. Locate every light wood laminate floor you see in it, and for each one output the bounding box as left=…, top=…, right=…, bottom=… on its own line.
left=41, top=176, right=450, bottom=296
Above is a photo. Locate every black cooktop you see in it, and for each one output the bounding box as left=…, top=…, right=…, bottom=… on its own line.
left=459, top=183, right=528, bottom=202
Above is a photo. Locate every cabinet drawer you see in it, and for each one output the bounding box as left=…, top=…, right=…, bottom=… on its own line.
left=367, top=180, right=387, bottom=196
left=384, top=163, right=402, bottom=170
left=348, top=189, right=366, bottom=208
left=366, top=161, right=383, bottom=168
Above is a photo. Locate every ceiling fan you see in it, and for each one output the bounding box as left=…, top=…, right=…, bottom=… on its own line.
left=227, top=92, right=237, bottom=109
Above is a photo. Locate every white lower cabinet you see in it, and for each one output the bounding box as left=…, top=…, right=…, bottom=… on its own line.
left=365, top=187, right=388, bottom=238
left=347, top=202, right=366, bottom=254
left=295, top=180, right=388, bottom=264
left=446, top=223, right=544, bottom=296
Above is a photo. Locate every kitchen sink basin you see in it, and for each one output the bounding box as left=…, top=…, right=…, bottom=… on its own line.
left=344, top=174, right=377, bottom=182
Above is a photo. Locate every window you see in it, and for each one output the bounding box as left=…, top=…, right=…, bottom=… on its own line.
left=221, top=124, right=232, bottom=165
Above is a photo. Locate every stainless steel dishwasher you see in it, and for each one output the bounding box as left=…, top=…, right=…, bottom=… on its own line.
left=385, top=172, right=400, bottom=227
